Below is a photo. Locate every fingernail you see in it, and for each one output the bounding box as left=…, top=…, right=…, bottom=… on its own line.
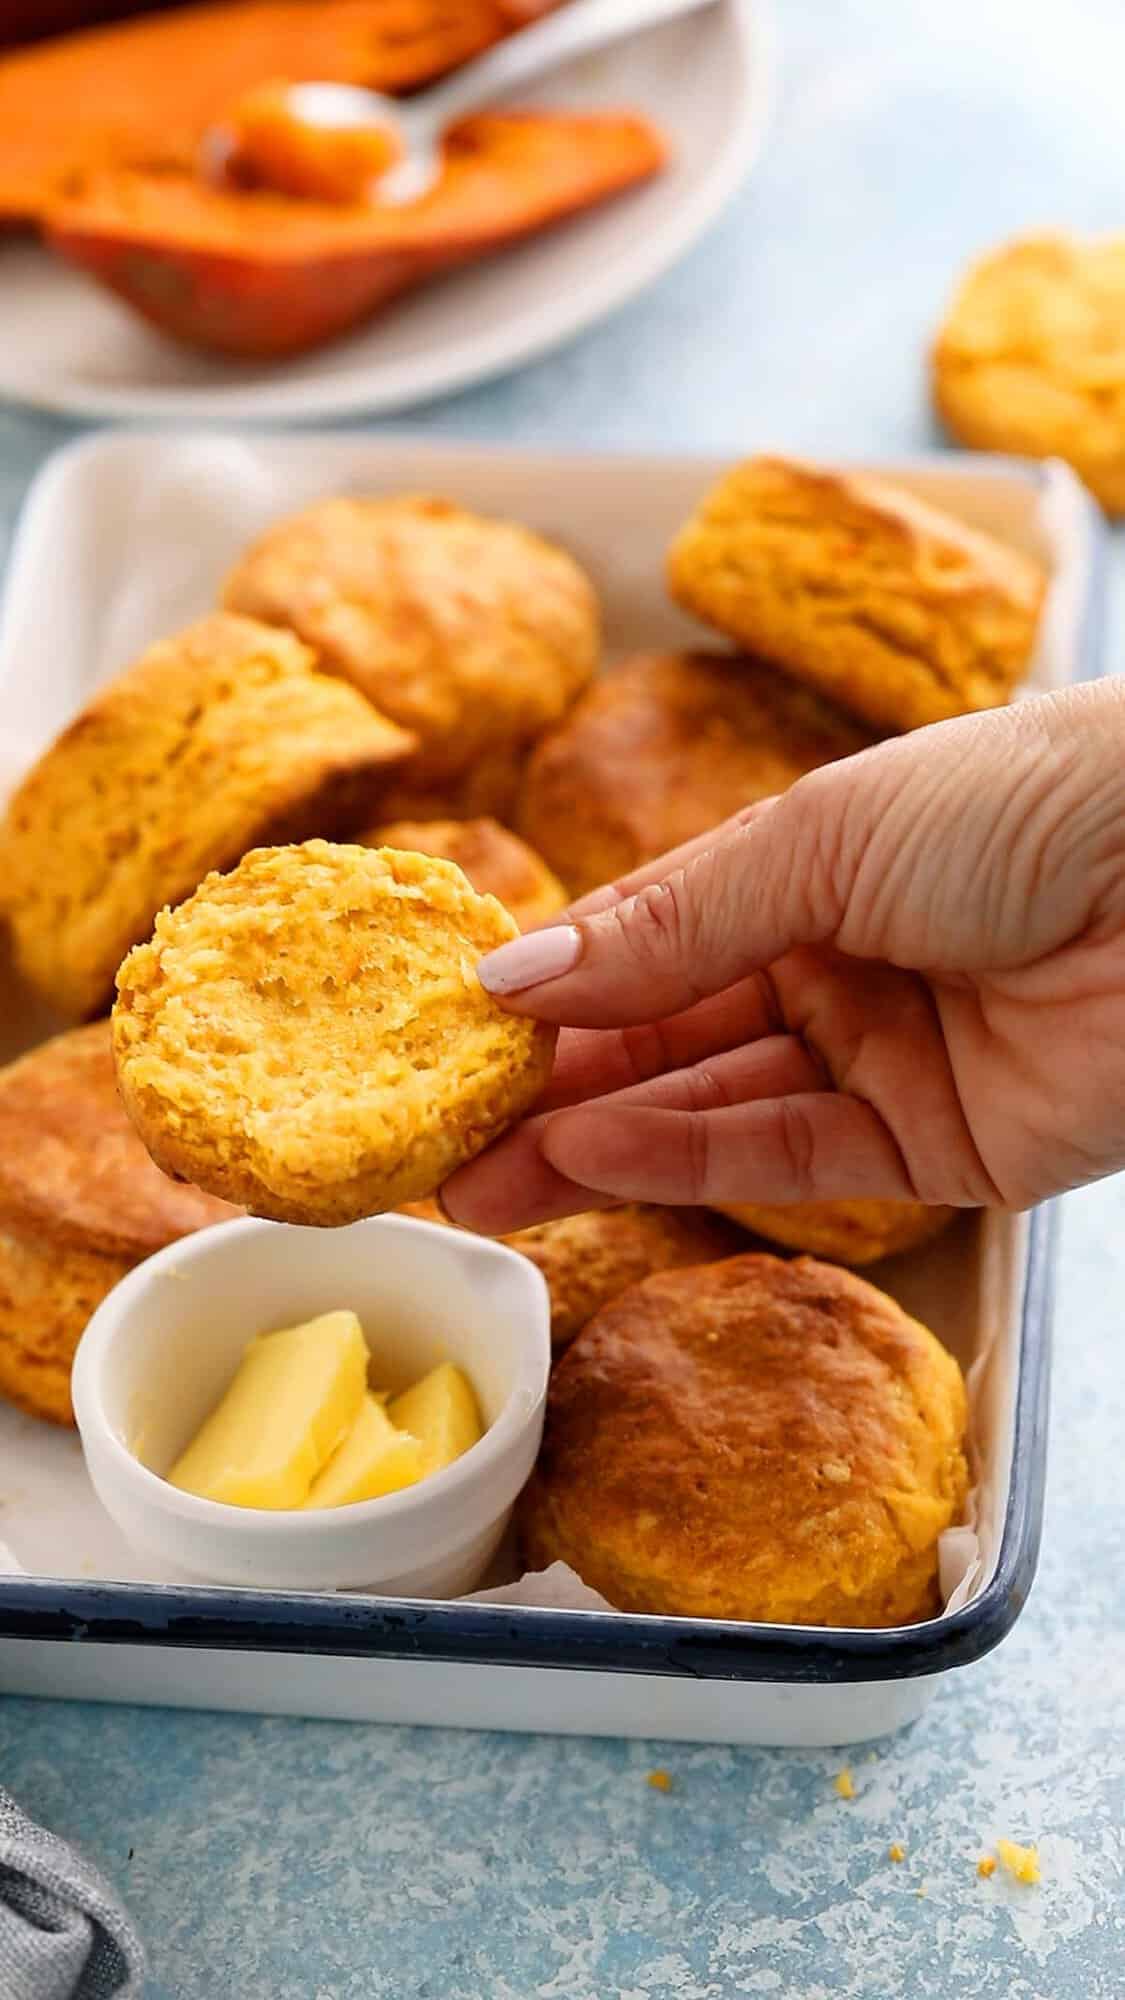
left=477, top=924, right=582, bottom=996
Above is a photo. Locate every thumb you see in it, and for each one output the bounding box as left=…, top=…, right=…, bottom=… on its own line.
left=475, top=773, right=854, bottom=1029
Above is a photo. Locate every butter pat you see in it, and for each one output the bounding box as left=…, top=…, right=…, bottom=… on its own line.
left=389, top=1362, right=483, bottom=1475
left=169, top=1310, right=367, bottom=1509
left=304, top=1392, right=424, bottom=1508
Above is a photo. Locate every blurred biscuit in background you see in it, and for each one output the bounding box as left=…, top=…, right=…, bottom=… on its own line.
left=515, top=649, right=875, bottom=898
left=667, top=455, right=1044, bottom=734
left=223, top=495, right=599, bottom=818
left=934, top=232, right=1125, bottom=515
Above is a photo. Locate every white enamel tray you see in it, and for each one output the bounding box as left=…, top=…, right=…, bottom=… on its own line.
left=0, top=434, right=1103, bottom=1744
left=0, top=0, right=769, bottom=422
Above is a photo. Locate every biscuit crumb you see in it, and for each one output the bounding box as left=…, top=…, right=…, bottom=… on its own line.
left=996, top=1839, right=1040, bottom=1885
left=888, top=1843, right=905, bottom=1864
left=977, top=1855, right=997, bottom=1879
left=916, top=1883, right=927, bottom=1899
left=647, top=1769, right=673, bottom=1793
left=834, top=1768, right=855, bottom=1800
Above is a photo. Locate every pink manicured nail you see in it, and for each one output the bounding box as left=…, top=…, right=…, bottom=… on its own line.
left=477, top=924, right=582, bottom=995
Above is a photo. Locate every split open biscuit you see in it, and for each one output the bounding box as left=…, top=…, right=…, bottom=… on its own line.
left=113, top=841, right=557, bottom=1227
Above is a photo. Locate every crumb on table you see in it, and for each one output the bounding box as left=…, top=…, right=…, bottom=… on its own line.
left=996, top=1839, right=1041, bottom=1885
left=888, top=1843, right=906, bottom=1863
left=834, top=1768, right=855, bottom=1800
left=647, top=1769, right=673, bottom=1793
left=977, top=1855, right=997, bottom=1879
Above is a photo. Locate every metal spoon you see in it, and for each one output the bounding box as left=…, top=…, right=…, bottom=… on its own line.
left=205, top=0, right=720, bottom=206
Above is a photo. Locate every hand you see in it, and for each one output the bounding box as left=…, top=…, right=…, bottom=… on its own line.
left=442, top=678, right=1125, bottom=1233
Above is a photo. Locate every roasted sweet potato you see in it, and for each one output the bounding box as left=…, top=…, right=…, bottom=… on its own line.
left=0, top=0, right=558, bottom=221
left=45, top=111, right=667, bottom=357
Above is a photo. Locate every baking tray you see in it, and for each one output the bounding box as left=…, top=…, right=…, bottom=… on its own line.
left=0, top=434, right=1104, bottom=1744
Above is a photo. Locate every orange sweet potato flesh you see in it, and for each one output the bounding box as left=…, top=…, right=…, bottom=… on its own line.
left=0, top=0, right=560, bottom=223
left=45, top=111, right=667, bottom=358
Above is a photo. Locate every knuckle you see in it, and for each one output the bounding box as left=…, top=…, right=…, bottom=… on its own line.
left=617, top=879, right=701, bottom=991
left=619, top=1020, right=674, bottom=1086
left=775, top=1096, right=819, bottom=1199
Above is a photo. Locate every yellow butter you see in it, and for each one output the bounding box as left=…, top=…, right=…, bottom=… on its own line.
left=304, top=1392, right=424, bottom=1508
left=168, top=1309, right=368, bottom=1509
left=388, top=1362, right=483, bottom=1475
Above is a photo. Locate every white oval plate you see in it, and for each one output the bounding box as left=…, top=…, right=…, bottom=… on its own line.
left=0, top=0, right=770, bottom=423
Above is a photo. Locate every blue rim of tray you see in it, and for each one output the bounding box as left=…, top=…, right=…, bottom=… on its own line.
left=0, top=450, right=1105, bottom=1684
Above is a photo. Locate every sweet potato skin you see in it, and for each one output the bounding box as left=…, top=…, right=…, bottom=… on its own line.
left=45, top=112, right=668, bottom=358
left=0, top=0, right=561, bottom=221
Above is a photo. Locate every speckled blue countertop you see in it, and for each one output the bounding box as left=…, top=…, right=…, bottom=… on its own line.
left=2, top=2, right=1125, bottom=1994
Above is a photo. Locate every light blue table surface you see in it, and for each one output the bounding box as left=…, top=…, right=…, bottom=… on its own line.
left=2, top=2, right=1125, bottom=1994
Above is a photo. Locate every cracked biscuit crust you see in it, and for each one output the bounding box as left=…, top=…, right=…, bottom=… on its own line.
left=113, top=841, right=557, bottom=1227
left=0, top=613, right=415, bottom=1019
left=933, top=232, right=1125, bottom=515
left=222, top=495, right=599, bottom=813
left=667, top=456, right=1044, bottom=734
left=519, top=1252, right=969, bottom=1627
left=515, top=649, right=876, bottom=898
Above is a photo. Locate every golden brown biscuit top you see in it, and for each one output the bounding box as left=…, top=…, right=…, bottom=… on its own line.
left=937, top=233, right=1125, bottom=388
left=516, top=650, right=876, bottom=896
left=366, top=817, right=567, bottom=932
left=529, top=1253, right=967, bottom=1621
left=713, top=1199, right=956, bottom=1267
left=674, top=457, right=1045, bottom=616
left=113, top=840, right=556, bottom=1224
left=0, top=1021, right=236, bottom=1259
left=222, top=495, right=599, bottom=784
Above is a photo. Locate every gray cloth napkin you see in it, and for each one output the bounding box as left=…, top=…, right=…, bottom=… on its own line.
left=0, top=1790, right=144, bottom=2000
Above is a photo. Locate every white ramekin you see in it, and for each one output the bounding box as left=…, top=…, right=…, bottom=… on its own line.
left=71, top=1213, right=550, bottom=1595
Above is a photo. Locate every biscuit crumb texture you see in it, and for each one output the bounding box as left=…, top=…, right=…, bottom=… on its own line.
left=223, top=496, right=599, bottom=813
left=666, top=456, right=1043, bottom=734
left=977, top=1855, right=997, bottom=1879
left=0, top=613, right=415, bottom=1019
left=113, top=841, right=556, bottom=1226
left=365, top=817, right=567, bottom=933
left=888, top=1843, right=906, bottom=1863
left=934, top=233, right=1125, bottom=514
left=835, top=1768, right=856, bottom=1800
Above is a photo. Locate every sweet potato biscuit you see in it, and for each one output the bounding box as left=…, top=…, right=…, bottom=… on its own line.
left=0, top=1020, right=236, bottom=1259
left=403, top=1199, right=744, bottom=1351
left=0, top=1227, right=130, bottom=1429
left=222, top=495, right=599, bottom=814
left=520, top=1252, right=969, bottom=1627
left=933, top=232, right=1125, bottom=515
left=515, top=649, right=875, bottom=897
left=365, top=818, right=567, bottom=932
left=712, top=1199, right=956, bottom=1268
left=0, top=613, right=416, bottom=1020
left=113, top=841, right=557, bottom=1226
left=0, top=1020, right=236, bottom=1426
left=667, top=457, right=1044, bottom=733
